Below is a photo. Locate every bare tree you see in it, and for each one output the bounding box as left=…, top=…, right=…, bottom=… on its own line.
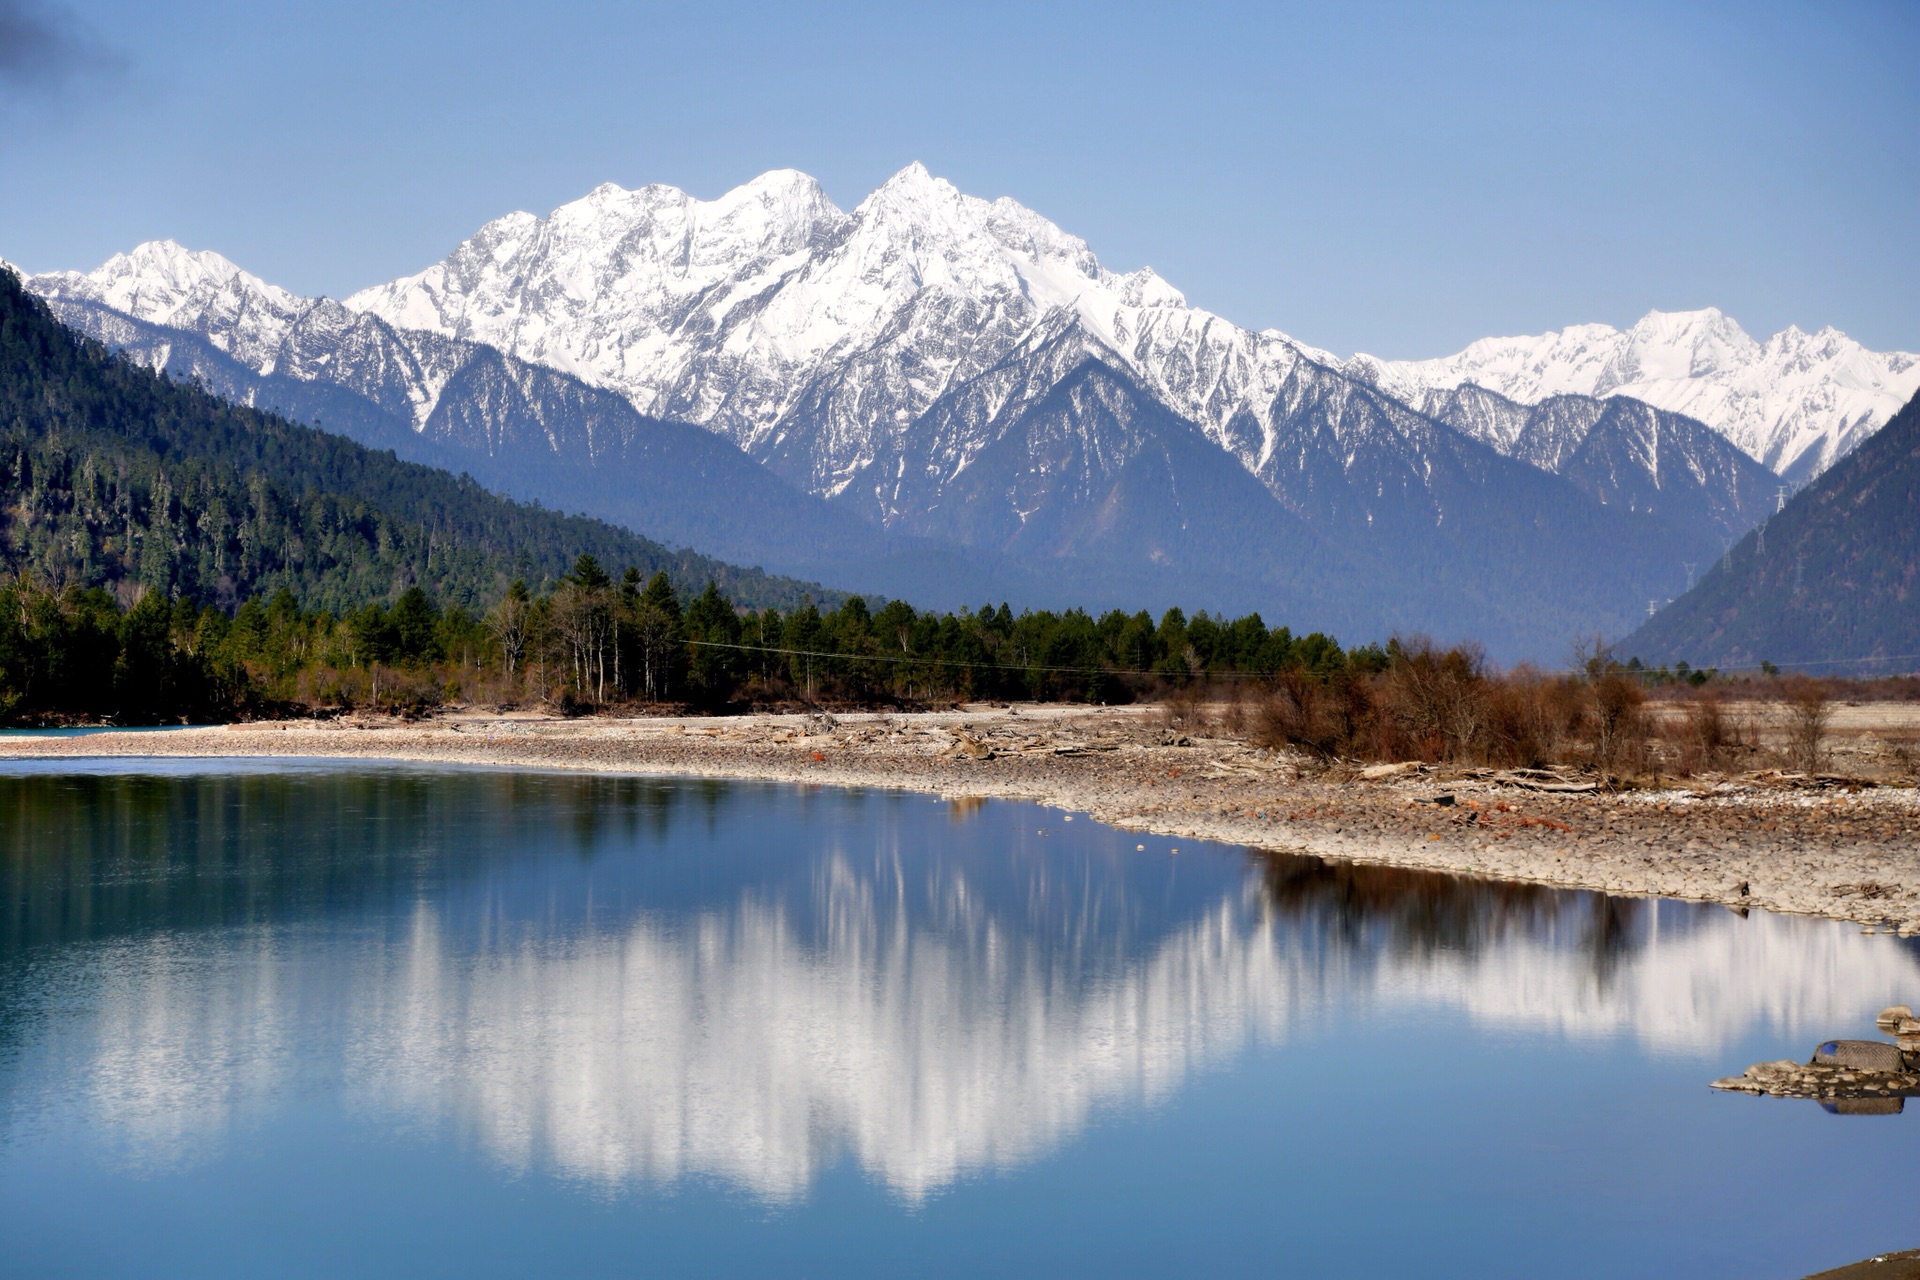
left=550, top=581, right=614, bottom=702
left=634, top=603, right=676, bottom=702
left=485, top=581, right=533, bottom=678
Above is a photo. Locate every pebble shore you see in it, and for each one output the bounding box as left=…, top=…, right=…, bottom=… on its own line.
left=6, top=703, right=1919, bottom=929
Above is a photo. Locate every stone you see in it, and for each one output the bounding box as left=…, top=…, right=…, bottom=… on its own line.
left=1812, top=1039, right=1905, bottom=1073
left=1897, top=1018, right=1920, bottom=1037
left=1743, top=1060, right=1800, bottom=1082
left=1876, top=1004, right=1915, bottom=1029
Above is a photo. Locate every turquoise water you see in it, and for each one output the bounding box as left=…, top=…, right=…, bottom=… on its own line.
left=0, top=760, right=1913, bottom=1278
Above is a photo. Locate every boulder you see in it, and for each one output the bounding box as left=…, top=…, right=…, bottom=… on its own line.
left=1813, top=1039, right=1905, bottom=1073
left=1877, top=1005, right=1916, bottom=1029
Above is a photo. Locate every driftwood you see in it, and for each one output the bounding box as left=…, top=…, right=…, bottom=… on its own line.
left=1499, top=778, right=1601, bottom=794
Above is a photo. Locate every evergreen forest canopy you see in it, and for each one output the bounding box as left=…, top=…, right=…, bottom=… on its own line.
left=0, top=552, right=1372, bottom=724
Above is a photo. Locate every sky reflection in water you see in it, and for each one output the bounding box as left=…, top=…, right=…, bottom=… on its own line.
left=0, top=762, right=1915, bottom=1277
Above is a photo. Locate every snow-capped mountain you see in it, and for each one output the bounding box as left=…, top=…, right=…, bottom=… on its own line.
left=24, top=163, right=1895, bottom=658
left=344, top=163, right=1340, bottom=503
left=1347, top=309, right=1920, bottom=485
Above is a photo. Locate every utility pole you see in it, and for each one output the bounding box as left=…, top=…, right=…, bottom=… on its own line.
left=1682, top=562, right=1696, bottom=591
left=1647, top=599, right=1659, bottom=620
left=1775, top=485, right=1788, bottom=514
left=1756, top=523, right=1766, bottom=556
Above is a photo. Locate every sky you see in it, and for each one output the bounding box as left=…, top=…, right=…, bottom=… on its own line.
left=1, top=0, right=1915, bottom=359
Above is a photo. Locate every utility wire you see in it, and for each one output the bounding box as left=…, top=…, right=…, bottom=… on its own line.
left=681, top=637, right=1276, bottom=681
left=1690, top=653, right=1920, bottom=673
left=687, top=638, right=1919, bottom=680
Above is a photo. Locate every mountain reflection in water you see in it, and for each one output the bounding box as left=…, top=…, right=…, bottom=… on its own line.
left=1, top=765, right=1913, bottom=1203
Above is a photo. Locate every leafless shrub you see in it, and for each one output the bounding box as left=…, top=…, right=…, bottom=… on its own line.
left=1254, top=668, right=1373, bottom=761
left=1159, top=682, right=1207, bottom=731
left=1884, top=731, right=1919, bottom=782
left=1219, top=683, right=1251, bottom=739
left=1479, top=666, right=1580, bottom=768
left=1779, top=676, right=1834, bottom=774
left=1374, top=638, right=1487, bottom=762
left=1664, top=687, right=1739, bottom=775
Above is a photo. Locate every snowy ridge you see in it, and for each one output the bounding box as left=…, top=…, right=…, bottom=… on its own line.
left=338, top=164, right=1345, bottom=499
left=31, top=240, right=464, bottom=428
left=1349, top=308, right=1920, bottom=483
left=30, top=168, right=1911, bottom=500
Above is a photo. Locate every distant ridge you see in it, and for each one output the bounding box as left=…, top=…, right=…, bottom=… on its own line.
left=1624, top=390, right=1920, bottom=673
left=1349, top=308, right=1919, bottom=485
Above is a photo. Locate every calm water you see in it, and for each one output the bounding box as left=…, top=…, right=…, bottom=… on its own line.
left=1, top=761, right=1914, bottom=1278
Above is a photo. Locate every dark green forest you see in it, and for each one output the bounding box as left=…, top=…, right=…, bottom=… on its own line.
left=0, top=554, right=1366, bottom=723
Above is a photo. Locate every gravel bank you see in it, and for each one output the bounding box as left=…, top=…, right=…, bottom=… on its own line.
left=6, top=704, right=1918, bottom=929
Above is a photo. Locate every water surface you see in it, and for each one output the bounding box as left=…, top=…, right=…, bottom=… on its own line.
left=1, top=761, right=1914, bottom=1277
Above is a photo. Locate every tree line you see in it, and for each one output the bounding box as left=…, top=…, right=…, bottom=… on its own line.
left=0, top=554, right=1372, bottom=723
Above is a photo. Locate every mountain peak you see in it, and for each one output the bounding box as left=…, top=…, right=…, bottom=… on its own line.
left=30, top=239, right=300, bottom=331
left=858, top=162, right=965, bottom=223
left=881, top=160, right=938, bottom=189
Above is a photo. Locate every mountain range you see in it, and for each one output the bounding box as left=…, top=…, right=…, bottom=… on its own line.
left=20, top=164, right=1915, bottom=660
left=1348, top=308, right=1918, bottom=485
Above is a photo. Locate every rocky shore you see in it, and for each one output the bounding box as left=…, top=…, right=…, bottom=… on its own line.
left=5, top=703, right=1919, bottom=929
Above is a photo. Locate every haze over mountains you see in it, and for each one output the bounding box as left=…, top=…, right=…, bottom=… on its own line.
left=21, top=164, right=1916, bottom=660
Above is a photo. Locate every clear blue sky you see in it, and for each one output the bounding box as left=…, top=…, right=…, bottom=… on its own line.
left=2, top=0, right=1915, bottom=357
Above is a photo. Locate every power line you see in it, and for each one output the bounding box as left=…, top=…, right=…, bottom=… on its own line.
left=689, top=637, right=1920, bottom=681
left=1696, top=652, right=1920, bottom=673
left=683, top=637, right=1277, bottom=681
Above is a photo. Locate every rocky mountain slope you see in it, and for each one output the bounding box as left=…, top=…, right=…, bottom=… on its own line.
left=1624, top=390, right=1920, bottom=672
left=1418, top=384, right=1780, bottom=544
left=1350, top=308, right=1919, bottom=485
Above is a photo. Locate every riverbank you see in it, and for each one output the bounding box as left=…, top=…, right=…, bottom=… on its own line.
left=5, top=703, right=1919, bottom=930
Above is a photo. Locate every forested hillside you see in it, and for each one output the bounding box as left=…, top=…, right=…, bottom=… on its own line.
left=0, top=269, right=823, bottom=616
left=1625, top=389, right=1920, bottom=672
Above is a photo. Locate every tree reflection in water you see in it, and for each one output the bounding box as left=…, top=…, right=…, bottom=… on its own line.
left=1254, top=851, right=1648, bottom=990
